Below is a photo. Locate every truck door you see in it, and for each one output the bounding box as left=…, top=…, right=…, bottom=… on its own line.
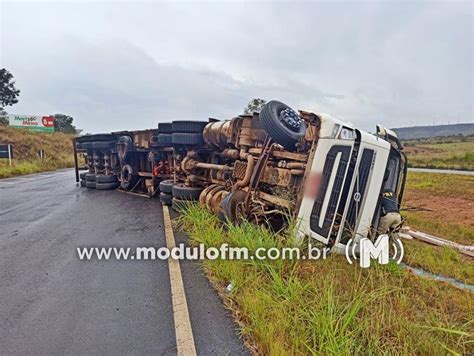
left=297, top=135, right=355, bottom=245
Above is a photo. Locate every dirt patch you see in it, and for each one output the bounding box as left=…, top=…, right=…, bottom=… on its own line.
left=404, top=146, right=441, bottom=156
left=403, top=190, right=474, bottom=227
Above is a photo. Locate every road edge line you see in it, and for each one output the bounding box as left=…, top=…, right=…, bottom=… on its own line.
left=162, top=204, right=197, bottom=356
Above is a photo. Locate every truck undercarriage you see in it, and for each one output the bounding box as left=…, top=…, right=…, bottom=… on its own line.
left=74, top=100, right=407, bottom=247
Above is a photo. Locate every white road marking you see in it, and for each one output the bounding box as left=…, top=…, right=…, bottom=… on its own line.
left=162, top=204, right=197, bottom=356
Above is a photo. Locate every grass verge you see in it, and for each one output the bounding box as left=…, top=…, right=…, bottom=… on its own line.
left=178, top=204, right=474, bottom=354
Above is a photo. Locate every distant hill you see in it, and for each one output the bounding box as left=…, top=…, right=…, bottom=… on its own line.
left=392, top=123, right=474, bottom=140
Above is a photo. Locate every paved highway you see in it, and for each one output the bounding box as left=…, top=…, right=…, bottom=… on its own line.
left=0, top=169, right=247, bottom=355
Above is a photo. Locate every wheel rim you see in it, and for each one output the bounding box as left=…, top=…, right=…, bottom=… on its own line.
left=279, top=107, right=302, bottom=132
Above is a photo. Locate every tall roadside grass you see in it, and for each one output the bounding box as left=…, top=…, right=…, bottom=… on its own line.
left=178, top=204, right=474, bottom=354
left=0, top=126, right=74, bottom=178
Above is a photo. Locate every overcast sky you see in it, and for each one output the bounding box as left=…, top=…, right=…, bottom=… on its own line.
left=1, top=1, right=472, bottom=133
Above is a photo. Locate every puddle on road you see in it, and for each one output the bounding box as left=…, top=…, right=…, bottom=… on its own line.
left=401, top=263, right=474, bottom=292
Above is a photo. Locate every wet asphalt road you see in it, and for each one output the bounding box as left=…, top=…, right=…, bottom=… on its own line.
left=0, top=169, right=247, bottom=355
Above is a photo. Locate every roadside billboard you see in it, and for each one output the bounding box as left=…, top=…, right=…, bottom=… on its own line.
left=8, top=115, right=55, bottom=133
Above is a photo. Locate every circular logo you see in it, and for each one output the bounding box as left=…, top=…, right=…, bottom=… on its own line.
left=353, top=192, right=361, bottom=202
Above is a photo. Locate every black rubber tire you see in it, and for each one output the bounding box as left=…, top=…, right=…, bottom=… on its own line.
left=172, top=198, right=187, bottom=212
left=157, top=134, right=172, bottom=145
left=85, top=173, right=96, bottom=182
left=96, top=182, right=120, bottom=190
left=172, top=183, right=203, bottom=200
left=86, top=181, right=96, bottom=189
left=160, top=192, right=172, bottom=205
left=219, top=190, right=247, bottom=223
left=92, top=140, right=116, bottom=150
left=172, top=133, right=204, bottom=146
left=80, top=179, right=87, bottom=187
left=117, top=136, right=133, bottom=162
left=83, top=142, right=94, bottom=150
left=91, top=134, right=116, bottom=142
left=158, top=122, right=173, bottom=133
left=75, top=135, right=94, bottom=143
left=172, top=120, right=208, bottom=133
left=79, top=172, right=87, bottom=180
left=260, top=100, right=306, bottom=151
left=96, top=174, right=118, bottom=183
left=159, top=179, right=174, bottom=194
left=120, top=164, right=139, bottom=190
left=150, top=135, right=160, bottom=147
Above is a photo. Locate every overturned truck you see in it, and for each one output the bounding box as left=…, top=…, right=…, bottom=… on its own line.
left=74, top=100, right=407, bottom=248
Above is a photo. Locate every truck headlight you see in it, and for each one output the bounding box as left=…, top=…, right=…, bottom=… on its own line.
left=339, top=127, right=355, bottom=140
left=330, top=124, right=340, bottom=138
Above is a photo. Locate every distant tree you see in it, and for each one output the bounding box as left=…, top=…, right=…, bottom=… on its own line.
left=244, top=98, right=266, bottom=114
left=0, top=68, right=20, bottom=125
left=0, top=109, right=8, bottom=126
left=54, top=114, right=76, bottom=133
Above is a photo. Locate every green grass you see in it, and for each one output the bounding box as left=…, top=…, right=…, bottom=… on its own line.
left=178, top=204, right=474, bottom=354
left=405, top=171, right=474, bottom=196
left=404, top=239, right=474, bottom=284
left=404, top=139, right=474, bottom=170
left=403, top=211, right=474, bottom=245
left=0, top=126, right=74, bottom=178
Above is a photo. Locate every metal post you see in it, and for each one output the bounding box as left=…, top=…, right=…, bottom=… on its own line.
left=8, top=144, right=12, bottom=166
left=73, top=138, right=79, bottom=183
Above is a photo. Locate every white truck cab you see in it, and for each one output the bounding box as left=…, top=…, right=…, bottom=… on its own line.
left=297, top=113, right=406, bottom=248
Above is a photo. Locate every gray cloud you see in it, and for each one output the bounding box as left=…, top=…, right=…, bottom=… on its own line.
left=1, top=1, right=472, bottom=133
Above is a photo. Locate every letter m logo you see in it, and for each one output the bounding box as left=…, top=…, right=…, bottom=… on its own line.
left=359, top=235, right=390, bottom=268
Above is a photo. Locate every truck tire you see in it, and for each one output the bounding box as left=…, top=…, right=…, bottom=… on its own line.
left=260, top=100, right=306, bottom=151
left=89, top=133, right=116, bottom=142
left=80, top=172, right=87, bottom=180
left=77, top=133, right=115, bottom=142
left=96, top=174, right=118, bottom=183
left=120, top=164, right=139, bottom=190
left=160, top=192, right=172, bottom=205
left=172, top=198, right=187, bottom=212
left=172, top=120, right=208, bottom=133
left=157, top=134, right=172, bottom=145
left=96, top=182, right=120, bottom=190
left=150, top=135, right=160, bottom=147
left=219, top=190, right=247, bottom=223
left=92, top=140, right=116, bottom=150
left=80, top=179, right=87, bottom=187
left=85, top=173, right=96, bottom=182
left=158, top=122, right=173, bottom=133
left=83, top=142, right=93, bottom=151
left=86, top=181, right=96, bottom=189
left=159, top=179, right=174, bottom=194
left=117, top=136, right=133, bottom=162
left=171, top=133, right=204, bottom=146
left=172, top=183, right=203, bottom=200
